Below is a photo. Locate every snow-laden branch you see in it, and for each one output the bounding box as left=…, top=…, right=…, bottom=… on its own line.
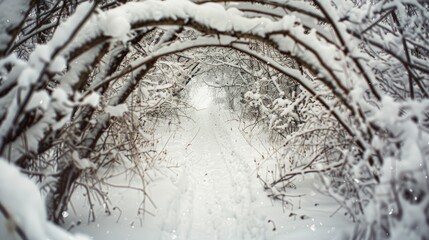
left=45, top=0, right=377, bottom=148
left=0, top=160, right=89, bottom=240
left=192, top=0, right=326, bottom=22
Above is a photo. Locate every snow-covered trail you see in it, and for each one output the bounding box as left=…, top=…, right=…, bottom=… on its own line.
left=66, top=85, right=352, bottom=240
left=159, top=86, right=266, bottom=240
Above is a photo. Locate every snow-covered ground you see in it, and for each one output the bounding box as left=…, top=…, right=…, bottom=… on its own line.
left=65, top=85, right=352, bottom=239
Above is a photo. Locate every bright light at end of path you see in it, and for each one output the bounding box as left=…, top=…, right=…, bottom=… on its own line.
left=190, top=85, right=212, bottom=110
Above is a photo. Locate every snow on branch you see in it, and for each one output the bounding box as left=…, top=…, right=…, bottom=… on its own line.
left=0, top=160, right=89, bottom=240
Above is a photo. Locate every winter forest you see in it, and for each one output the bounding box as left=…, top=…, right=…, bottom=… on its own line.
left=0, top=0, right=428, bottom=239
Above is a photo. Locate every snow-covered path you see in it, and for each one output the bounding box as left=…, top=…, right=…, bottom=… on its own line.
left=159, top=86, right=266, bottom=240
left=66, top=85, right=352, bottom=240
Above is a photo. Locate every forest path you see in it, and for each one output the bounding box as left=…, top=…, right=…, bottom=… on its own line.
left=66, top=85, right=351, bottom=240
left=159, top=85, right=267, bottom=240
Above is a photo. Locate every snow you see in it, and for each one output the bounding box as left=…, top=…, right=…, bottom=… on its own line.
left=0, top=159, right=90, bottom=240
left=65, top=83, right=352, bottom=240
left=17, top=67, right=37, bottom=87
left=81, top=92, right=101, bottom=108
left=72, top=151, right=97, bottom=170
left=49, top=56, right=67, bottom=73
left=105, top=103, right=129, bottom=117
left=26, top=90, right=50, bottom=111
left=0, top=159, right=47, bottom=240
left=0, top=0, right=32, bottom=52
left=100, top=11, right=131, bottom=42
left=191, top=85, right=212, bottom=109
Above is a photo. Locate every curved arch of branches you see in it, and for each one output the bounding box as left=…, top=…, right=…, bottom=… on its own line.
left=1, top=0, right=379, bottom=158
left=0, top=0, right=428, bottom=239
